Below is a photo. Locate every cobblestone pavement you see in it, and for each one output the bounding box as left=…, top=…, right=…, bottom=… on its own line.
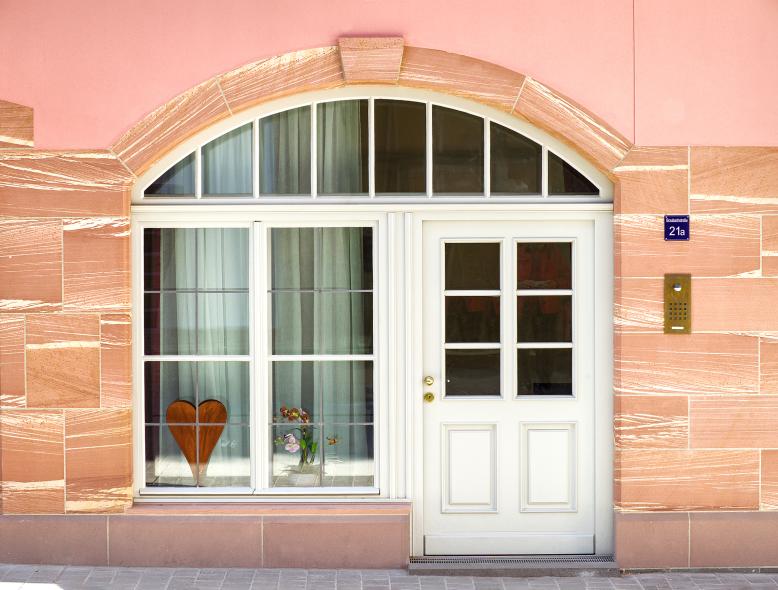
left=2, top=565, right=778, bottom=590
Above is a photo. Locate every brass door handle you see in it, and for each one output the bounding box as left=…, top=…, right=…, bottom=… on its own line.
left=423, top=392, right=435, bottom=403
left=423, top=376, right=435, bottom=386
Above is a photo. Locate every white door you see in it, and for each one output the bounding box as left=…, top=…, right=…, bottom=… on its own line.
left=422, top=219, right=596, bottom=555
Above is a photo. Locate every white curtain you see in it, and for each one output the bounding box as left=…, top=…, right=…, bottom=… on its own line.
left=317, top=101, right=366, bottom=195
left=260, top=107, right=310, bottom=195
left=203, top=124, right=253, bottom=195
left=271, top=227, right=372, bottom=484
left=158, top=228, right=250, bottom=486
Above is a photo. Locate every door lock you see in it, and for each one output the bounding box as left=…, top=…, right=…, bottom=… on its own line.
left=423, top=376, right=435, bottom=386
left=423, top=392, right=435, bottom=403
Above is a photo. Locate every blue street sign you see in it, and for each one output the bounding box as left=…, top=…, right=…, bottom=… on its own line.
left=664, top=215, right=690, bottom=241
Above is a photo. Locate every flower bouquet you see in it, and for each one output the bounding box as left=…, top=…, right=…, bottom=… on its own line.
left=274, top=405, right=338, bottom=486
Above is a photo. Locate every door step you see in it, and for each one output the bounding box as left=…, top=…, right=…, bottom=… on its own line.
left=408, top=555, right=618, bottom=577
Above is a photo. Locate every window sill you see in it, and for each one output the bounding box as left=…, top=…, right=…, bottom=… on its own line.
left=137, top=486, right=382, bottom=499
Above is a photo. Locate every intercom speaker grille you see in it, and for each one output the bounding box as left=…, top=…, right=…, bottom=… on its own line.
left=664, top=273, right=691, bottom=334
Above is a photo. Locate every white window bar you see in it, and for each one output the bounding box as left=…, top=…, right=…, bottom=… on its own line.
left=484, top=117, right=491, bottom=198
left=541, top=144, right=549, bottom=198
left=311, top=102, right=318, bottom=198
left=426, top=101, right=433, bottom=198
left=368, top=97, right=376, bottom=198
left=253, top=119, right=260, bottom=198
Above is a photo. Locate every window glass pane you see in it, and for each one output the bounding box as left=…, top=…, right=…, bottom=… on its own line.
left=200, top=424, right=251, bottom=487
left=375, top=99, right=426, bottom=194
left=271, top=227, right=372, bottom=291
left=433, top=106, right=483, bottom=194
left=144, top=361, right=196, bottom=423
left=259, top=106, right=311, bottom=195
left=320, top=361, right=373, bottom=423
left=445, top=242, right=500, bottom=290
left=322, top=425, right=374, bottom=487
left=548, top=151, right=598, bottom=195
left=197, top=228, right=249, bottom=290
left=271, top=227, right=373, bottom=356
left=490, top=122, right=541, bottom=194
left=517, top=348, right=572, bottom=395
left=145, top=425, right=196, bottom=487
left=317, top=100, right=368, bottom=195
left=445, top=349, right=500, bottom=396
left=272, top=361, right=373, bottom=426
left=517, top=242, right=571, bottom=290
left=272, top=424, right=322, bottom=487
left=145, top=153, right=195, bottom=197
left=198, top=362, right=250, bottom=424
left=144, top=228, right=250, bottom=356
left=271, top=292, right=373, bottom=355
left=203, top=123, right=253, bottom=195
left=197, top=293, right=249, bottom=355
left=446, top=296, right=500, bottom=343
left=517, top=296, right=572, bottom=342
left=145, top=361, right=249, bottom=425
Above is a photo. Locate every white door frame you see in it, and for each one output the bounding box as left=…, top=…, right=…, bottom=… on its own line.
left=407, top=208, right=613, bottom=556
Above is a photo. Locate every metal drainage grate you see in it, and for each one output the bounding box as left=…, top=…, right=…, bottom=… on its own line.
left=410, top=555, right=615, bottom=565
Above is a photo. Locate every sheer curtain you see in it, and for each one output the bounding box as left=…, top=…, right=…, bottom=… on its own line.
left=158, top=228, right=250, bottom=486
left=317, top=101, right=368, bottom=195
left=203, top=124, right=253, bottom=195
left=260, top=107, right=311, bottom=195
left=271, top=227, right=372, bottom=485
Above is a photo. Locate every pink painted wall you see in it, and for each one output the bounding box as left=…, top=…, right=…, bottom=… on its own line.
left=1, top=0, right=776, bottom=149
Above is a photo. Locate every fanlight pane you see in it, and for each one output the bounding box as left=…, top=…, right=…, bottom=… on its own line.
left=259, top=106, right=311, bottom=195
left=490, top=122, right=541, bottom=194
left=317, top=100, right=369, bottom=195
left=432, top=106, right=484, bottom=194
left=203, top=123, right=253, bottom=195
left=548, top=151, right=598, bottom=195
left=375, top=99, right=426, bottom=194
left=145, top=152, right=195, bottom=197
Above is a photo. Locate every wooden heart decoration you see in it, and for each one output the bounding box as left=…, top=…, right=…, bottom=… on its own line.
left=166, top=399, right=227, bottom=481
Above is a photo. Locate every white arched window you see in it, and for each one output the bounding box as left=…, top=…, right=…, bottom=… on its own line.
left=134, top=88, right=612, bottom=499
left=136, top=88, right=611, bottom=203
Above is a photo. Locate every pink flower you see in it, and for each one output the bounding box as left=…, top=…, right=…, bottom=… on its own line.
left=284, top=433, right=299, bottom=453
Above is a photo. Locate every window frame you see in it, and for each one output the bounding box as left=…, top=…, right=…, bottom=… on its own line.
left=133, top=87, right=612, bottom=204
left=132, top=211, right=389, bottom=498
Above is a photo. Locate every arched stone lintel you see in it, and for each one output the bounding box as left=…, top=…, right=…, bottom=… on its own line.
left=110, top=41, right=633, bottom=179
left=0, top=99, right=34, bottom=149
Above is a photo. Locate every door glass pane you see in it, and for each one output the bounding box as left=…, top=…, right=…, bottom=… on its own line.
left=259, top=106, right=311, bottom=195
left=517, top=242, right=572, bottom=290
left=490, top=122, right=541, bottom=194
left=317, top=100, right=369, bottom=195
left=446, top=349, right=500, bottom=396
left=517, top=296, right=572, bottom=342
left=517, top=348, right=572, bottom=395
left=445, top=242, right=500, bottom=290
left=446, top=296, right=500, bottom=343
left=433, top=106, right=484, bottom=194
left=203, top=123, right=253, bottom=195
left=375, top=99, right=426, bottom=194
left=145, top=153, right=195, bottom=197
left=548, top=151, right=598, bottom=195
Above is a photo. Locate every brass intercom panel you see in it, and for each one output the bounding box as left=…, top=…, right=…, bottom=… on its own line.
left=664, top=273, right=691, bottom=334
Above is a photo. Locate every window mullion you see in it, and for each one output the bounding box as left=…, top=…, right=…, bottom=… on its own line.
left=368, top=98, right=375, bottom=198
left=311, top=103, right=318, bottom=198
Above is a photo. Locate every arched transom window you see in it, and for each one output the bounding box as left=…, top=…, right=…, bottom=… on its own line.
left=137, top=89, right=611, bottom=202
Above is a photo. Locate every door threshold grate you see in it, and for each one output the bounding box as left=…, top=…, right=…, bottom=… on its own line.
left=409, top=555, right=618, bottom=577
left=411, top=555, right=614, bottom=565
